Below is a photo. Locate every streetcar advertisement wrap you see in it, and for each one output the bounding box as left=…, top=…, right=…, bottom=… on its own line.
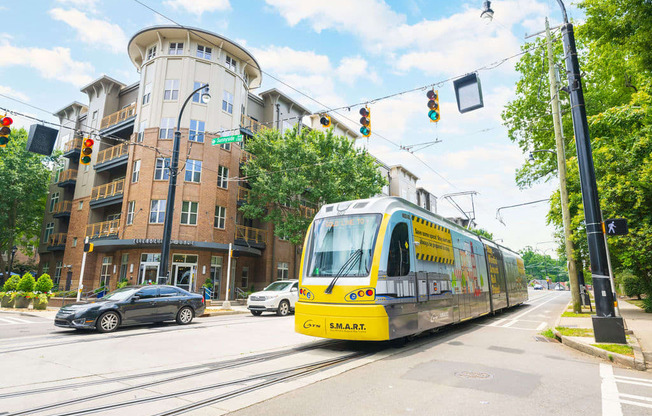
left=411, top=215, right=454, bottom=264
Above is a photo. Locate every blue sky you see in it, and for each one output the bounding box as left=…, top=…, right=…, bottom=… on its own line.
left=0, top=0, right=585, bottom=254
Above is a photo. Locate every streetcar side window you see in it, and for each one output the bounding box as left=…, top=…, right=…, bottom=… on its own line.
left=387, top=222, right=410, bottom=277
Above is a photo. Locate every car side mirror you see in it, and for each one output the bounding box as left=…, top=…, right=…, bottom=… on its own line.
left=291, top=287, right=298, bottom=292
left=131, top=295, right=140, bottom=301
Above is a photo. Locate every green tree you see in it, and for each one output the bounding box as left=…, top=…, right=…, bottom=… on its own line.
left=0, top=128, right=55, bottom=275
left=470, top=228, right=494, bottom=240
left=240, top=127, right=386, bottom=245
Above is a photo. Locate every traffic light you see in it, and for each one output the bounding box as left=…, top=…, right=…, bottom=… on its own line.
left=427, top=89, right=440, bottom=122
left=319, top=114, right=331, bottom=128
left=80, top=137, right=94, bottom=165
left=83, top=242, right=94, bottom=252
left=0, top=115, right=13, bottom=148
left=359, top=107, right=371, bottom=137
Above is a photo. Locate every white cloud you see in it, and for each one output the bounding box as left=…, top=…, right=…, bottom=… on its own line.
left=253, top=46, right=332, bottom=74
left=0, top=85, right=29, bottom=102
left=49, top=8, right=127, bottom=54
left=336, top=57, right=380, bottom=85
left=56, top=0, right=99, bottom=11
left=165, top=0, right=230, bottom=15
left=0, top=38, right=94, bottom=86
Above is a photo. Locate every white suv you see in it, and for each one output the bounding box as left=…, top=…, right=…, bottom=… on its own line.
left=247, top=280, right=299, bottom=316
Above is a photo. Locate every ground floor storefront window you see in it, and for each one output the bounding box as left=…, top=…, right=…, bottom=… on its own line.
left=210, top=255, right=222, bottom=299
left=139, top=253, right=160, bottom=284
left=172, top=254, right=198, bottom=292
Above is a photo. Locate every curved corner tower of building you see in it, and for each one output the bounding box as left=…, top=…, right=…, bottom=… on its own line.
left=38, top=26, right=311, bottom=298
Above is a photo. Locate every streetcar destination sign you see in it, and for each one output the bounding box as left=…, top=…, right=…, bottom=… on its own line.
left=212, top=134, right=243, bottom=145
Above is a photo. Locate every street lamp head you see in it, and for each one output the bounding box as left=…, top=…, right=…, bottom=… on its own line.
left=201, top=91, right=211, bottom=104
left=480, top=0, right=494, bottom=21
left=528, top=152, right=535, bottom=162
left=11, top=245, right=17, bottom=254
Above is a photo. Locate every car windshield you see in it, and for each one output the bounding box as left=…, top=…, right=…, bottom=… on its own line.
left=264, top=282, right=293, bottom=291
left=102, top=287, right=139, bottom=301
left=306, top=214, right=382, bottom=277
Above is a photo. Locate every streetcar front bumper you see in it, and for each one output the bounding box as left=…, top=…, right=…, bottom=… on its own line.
left=294, top=302, right=389, bottom=341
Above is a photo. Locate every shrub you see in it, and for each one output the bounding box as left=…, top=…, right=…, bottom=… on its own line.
left=117, top=279, right=129, bottom=289
left=17, top=273, right=36, bottom=292
left=3, top=275, right=20, bottom=292
left=623, top=275, right=644, bottom=300
left=203, top=278, right=213, bottom=288
left=643, top=297, right=652, bottom=313
left=34, top=274, right=54, bottom=293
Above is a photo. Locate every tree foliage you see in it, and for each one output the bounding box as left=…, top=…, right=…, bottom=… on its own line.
left=0, top=128, right=55, bottom=275
left=470, top=227, right=494, bottom=240
left=520, top=246, right=568, bottom=282
left=240, top=127, right=387, bottom=245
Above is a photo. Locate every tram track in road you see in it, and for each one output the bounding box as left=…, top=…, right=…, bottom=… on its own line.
left=5, top=345, right=369, bottom=416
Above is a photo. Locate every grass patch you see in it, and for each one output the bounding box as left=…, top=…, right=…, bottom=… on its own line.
left=541, top=328, right=556, bottom=339
left=561, top=311, right=593, bottom=318
left=625, top=299, right=645, bottom=309
left=591, top=343, right=634, bottom=357
left=555, top=326, right=594, bottom=337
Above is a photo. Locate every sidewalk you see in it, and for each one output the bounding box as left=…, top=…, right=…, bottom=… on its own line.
left=554, top=299, right=650, bottom=371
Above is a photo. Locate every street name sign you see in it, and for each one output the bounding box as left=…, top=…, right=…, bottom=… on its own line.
left=603, top=218, right=628, bottom=236
left=212, top=134, right=243, bottom=145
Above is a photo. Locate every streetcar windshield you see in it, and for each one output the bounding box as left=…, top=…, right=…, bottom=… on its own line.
left=306, top=214, right=382, bottom=278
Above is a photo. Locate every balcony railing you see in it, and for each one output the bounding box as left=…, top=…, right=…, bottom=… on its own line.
left=48, top=233, right=67, bottom=247
left=100, top=103, right=137, bottom=130
left=300, top=205, right=316, bottom=218
left=57, top=169, right=77, bottom=184
left=235, top=224, right=267, bottom=244
left=96, top=143, right=128, bottom=165
left=91, top=179, right=125, bottom=201
left=52, top=200, right=72, bottom=215
left=63, top=138, right=83, bottom=154
left=238, top=187, right=250, bottom=202
left=86, top=219, right=121, bottom=239
left=240, top=114, right=266, bottom=135
left=240, top=150, right=253, bottom=165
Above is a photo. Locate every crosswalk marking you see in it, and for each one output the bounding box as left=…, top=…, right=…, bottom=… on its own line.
left=536, top=322, right=547, bottom=331
left=600, top=363, right=623, bottom=416
left=620, top=400, right=652, bottom=409
left=0, top=316, right=49, bottom=326
left=615, top=375, right=652, bottom=385
left=620, top=393, right=652, bottom=403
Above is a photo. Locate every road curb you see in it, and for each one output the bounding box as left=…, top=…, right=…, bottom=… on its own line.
left=200, top=310, right=248, bottom=317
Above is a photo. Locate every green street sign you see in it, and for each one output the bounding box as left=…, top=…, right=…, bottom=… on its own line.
left=212, top=134, right=243, bottom=145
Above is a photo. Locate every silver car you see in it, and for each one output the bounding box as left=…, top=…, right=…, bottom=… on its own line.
left=247, top=280, right=299, bottom=316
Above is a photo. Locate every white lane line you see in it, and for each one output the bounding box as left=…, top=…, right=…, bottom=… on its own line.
left=536, top=322, right=547, bottom=331
left=5, top=316, right=32, bottom=323
left=620, top=400, right=652, bottom=409
left=0, top=317, right=17, bottom=324
left=620, top=393, right=652, bottom=403
left=614, top=380, right=652, bottom=388
left=475, top=324, right=542, bottom=331
left=502, top=320, right=517, bottom=328
left=489, top=318, right=507, bottom=327
left=512, top=293, right=563, bottom=320
left=600, top=363, right=623, bottom=416
left=615, top=375, right=652, bottom=383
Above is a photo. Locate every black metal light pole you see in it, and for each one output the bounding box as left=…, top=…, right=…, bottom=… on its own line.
left=8, top=245, right=17, bottom=276
left=158, top=84, right=210, bottom=285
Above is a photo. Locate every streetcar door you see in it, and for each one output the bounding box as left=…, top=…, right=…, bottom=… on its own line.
left=386, top=221, right=415, bottom=299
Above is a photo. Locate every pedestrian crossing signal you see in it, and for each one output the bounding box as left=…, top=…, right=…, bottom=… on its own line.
left=427, top=90, right=440, bottom=122
left=603, top=218, right=628, bottom=236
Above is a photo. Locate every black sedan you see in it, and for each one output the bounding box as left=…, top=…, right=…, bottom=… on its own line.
left=55, top=285, right=205, bottom=333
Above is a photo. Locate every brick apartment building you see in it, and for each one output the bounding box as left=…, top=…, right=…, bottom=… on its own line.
left=37, top=25, right=438, bottom=299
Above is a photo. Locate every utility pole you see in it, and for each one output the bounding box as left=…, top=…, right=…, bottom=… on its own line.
left=545, top=18, right=581, bottom=312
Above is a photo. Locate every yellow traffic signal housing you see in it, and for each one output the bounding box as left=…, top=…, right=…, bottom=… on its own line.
left=359, top=107, right=371, bottom=137
left=427, top=90, right=440, bottom=122
left=0, top=115, right=13, bottom=148
left=319, top=114, right=331, bottom=128
left=80, top=137, right=94, bottom=165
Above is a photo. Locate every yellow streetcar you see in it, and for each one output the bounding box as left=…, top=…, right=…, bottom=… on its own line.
left=295, top=197, right=528, bottom=341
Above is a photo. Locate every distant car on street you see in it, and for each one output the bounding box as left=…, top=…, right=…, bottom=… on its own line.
left=555, top=285, right=565, bottom=291
left=533, top=284, right=544, bottom=290
left=54, top=285, right=205, bottom=333
left=247, top=280, right=299, bottom=316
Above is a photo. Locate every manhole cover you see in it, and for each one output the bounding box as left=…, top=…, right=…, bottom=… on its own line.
left=454, top=371, right=493, bottom=380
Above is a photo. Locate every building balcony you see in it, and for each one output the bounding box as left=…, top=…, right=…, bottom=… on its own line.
left=235, top=224, right=267, bottom=249
left=86, top=219, right=120, bottom=240
left=47, top=233, right=67, bottom=251
left=95, top=143, right=129, bottom=172
left=90, top=179, right=125, bottom=209
left=240, top=114, right=265, bottom=137
left=62, top=138, right=83, bottom=159
left=57, top=169, right=77, bottom=188
left=240, top=150, right=253, bottom=165
left=300, top=204, right=316, bottom=218
left=237, top=186, right=250, bottom=206
left=100, top=103, right=137, bottom=131
left=52, top=200, right=72, bottom=218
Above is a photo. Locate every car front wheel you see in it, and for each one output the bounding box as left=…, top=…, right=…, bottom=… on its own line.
left=277, top=300, right=290, bottom=316
left=176, top=306, right=194, bottom=325
left=97, top=311, right=120, bottom=333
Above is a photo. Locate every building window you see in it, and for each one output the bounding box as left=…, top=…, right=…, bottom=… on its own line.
left=217, top=165, right=228, bottom=189
left=189, top=119, right=205, bottom=143
left=222, top=90, right=233, bottom=114
left=120, top=253, right=129, bottom=281
left=225, top=55, right=237, bottom=71
left=181, top=201, right=198, bottom=225
left=49, top=192, right=59, bottom=213
left=92, top=110, right=98, bottom=120
left=196, top=45, right=212, bottom=59
left=164, top=79, right=179, bottom=100
left=54, top=166, right=64, bottom=183
left=137, top=120, right=147, bottom=142
left=192, top=82, right=209, bottom=103
left=44, top=222, right=54, bottom=243
left=277, top=262, right=289, bottom=280
left=78, top=201, right=83, bottom=210
left=142, top=82, right=152, bottom=105
left=221, top=142, right=231, bottom=151
left=168, top=42, right=183, bottom=55
left=126, top=201, right=135, bottom=225
left=241, top=266, right=249, bottom=288
left=243, top=71, right=249, bottom=85
left=147, top=45, right=156, bottom=60
left=154, top=158, right=170, bottom=180
left=72, top=237, right=77, bottom=247
left=131, top=160, right=141, bottom=183
left=100, top=256, right=112, bottom=287
left=149, top=199, right=166, bottom=224
left=42, top=262, right=50, bottom=275
left=54, top=261, right=63, bottom=288
left=214, top=205, right=226, bottom=229
left=184, top=159, right=202, bottom=183
left=160, top=117, right=175, bottom=139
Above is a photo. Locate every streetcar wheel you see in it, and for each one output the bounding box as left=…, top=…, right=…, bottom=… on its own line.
left=96, top=312, right=120, bottom=333
left=251, top=310, right=263, bottom=316
left=277, top=300, right=290, bottom=316
left=176, top=306, right=194, bottom=325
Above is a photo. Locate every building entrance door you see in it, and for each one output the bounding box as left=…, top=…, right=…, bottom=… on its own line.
left=174, top=264, right=195, bottom=292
